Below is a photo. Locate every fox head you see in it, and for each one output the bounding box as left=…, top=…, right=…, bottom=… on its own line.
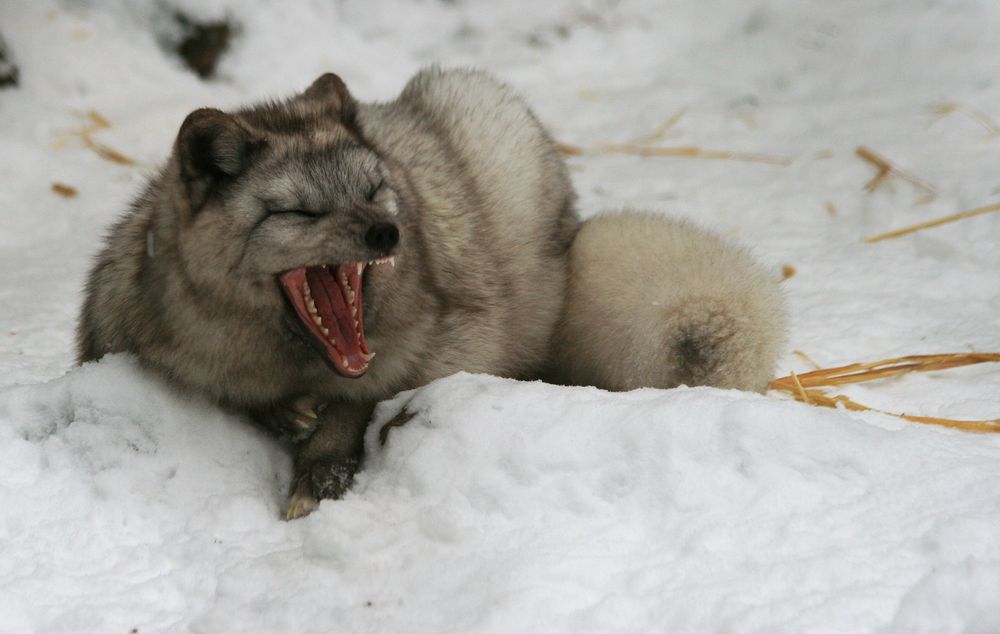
left=158, top=73, right=411, bottom=378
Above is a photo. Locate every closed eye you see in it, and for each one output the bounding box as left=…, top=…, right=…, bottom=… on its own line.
left=366, top=180, right=383, bottom=203
left=269, top=208, right=323, bottom=219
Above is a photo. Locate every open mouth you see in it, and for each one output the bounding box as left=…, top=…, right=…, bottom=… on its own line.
left=279, top=256, right=395, bottom=378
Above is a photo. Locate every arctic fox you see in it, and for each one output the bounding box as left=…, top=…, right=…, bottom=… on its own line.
left=551, top=211, right=785, bottom=393
left=77, top=68, right=577, bottom=518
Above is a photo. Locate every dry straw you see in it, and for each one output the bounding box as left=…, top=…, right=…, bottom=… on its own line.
left=559, top=141, right=790, bottom=165
left=56, top=110, right=136, bottom=166
left=559, top=108, right=791, bottom=165
left=930, top=102, right=1000, bottom=137
left=768, top=353, right=1000, bottom=433
left=50, top=182, right=78, bottom=198
left=855, top=145, right=936, bottom=204
left=864, top=201, right=1000, bottom=243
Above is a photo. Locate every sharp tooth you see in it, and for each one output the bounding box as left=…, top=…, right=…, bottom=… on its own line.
left=389, top=256, right=396, bottom=267
left=342, top=358, right=349, bottom=369
left=320, top=326, right=329, bottom=336
left=356, top=262, right=364, bottom=275
left=362, top=352, right=376, bottom=361
left=312, top=315, right=323, bottom=326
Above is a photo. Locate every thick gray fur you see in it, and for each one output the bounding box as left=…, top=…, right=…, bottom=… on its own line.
left=551, top=211, right=786, bottom=393
left=77, top=67, right=577, bottom=517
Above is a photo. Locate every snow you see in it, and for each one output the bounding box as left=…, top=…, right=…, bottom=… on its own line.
left=1, top=0, right=999, bottom=632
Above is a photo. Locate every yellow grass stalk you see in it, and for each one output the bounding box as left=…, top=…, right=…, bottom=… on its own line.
left=50, top=182, right=78, bottom=198
left=855, top=145, right=936, bottom=204
left=57, top=110, right=137, bottom=166
left=768, top=353, right=1000, bottom=433
left=864, top=201, right=1000, bottom=243
left=631, top=107, right=687, bottom=145
left=81, top=134, right=135, bottom=165
left=557, top=113, right=790, bottom=165
left=931, top=102, right=1000, bottom=137
left=595, top=143, right=791, bottom=165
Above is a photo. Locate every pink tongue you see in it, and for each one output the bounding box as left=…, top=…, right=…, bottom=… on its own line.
left=305, top=265, right=367, bottom=358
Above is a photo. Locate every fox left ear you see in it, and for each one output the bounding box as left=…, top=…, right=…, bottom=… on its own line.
left=175, top=108, right=261, bottom=211
left=303, top=72, right=357, bottom=123
left=177, top=108, right=254, bottom=179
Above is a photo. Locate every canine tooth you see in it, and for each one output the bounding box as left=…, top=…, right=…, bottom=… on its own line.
left=356, top=262, right=364, bottom=275
left=342, top=358, right=349, bottom=369
left=389, top=256, right=396, bottom=267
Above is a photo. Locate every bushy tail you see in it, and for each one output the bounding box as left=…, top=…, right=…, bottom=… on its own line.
left=552, top=210, right=786, bottom=394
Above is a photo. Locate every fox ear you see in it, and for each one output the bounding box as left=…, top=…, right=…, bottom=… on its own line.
left=303, top=72, right=357, bottom=122
left=176, top=108, right=258, bottom=210
left=177, top=108, right=253, bottom=178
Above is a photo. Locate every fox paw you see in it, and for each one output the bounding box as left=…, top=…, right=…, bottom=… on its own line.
left=285, top=456, right=360, bottom=520
left=286, top=475, right=319, bottom=520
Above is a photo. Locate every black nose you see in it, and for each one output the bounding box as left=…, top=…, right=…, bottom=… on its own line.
left=365, top=222, right=399, bottom=252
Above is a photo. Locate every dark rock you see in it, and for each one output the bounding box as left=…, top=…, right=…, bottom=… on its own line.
left=173, top=12, right=233, bottom=79
left=0, top=34, right=19, bottom=89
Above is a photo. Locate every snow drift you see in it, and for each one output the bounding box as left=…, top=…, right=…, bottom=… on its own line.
left=2, top=358, right=1000, bottom=632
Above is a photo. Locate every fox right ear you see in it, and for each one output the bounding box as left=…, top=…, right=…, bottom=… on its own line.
left=176, top=108, right=259, bottom=209
left=302, top=72, right=357, bottom=123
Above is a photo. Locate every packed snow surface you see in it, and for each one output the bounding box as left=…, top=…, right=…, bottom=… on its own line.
left=2, top=1, right=1000, bottom=632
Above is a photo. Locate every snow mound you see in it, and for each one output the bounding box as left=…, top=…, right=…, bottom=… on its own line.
left=2, top=361, right=999, bottom=632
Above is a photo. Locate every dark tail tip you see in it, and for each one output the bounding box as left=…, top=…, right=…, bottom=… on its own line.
left=670, top=329, right=724, bottom=387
